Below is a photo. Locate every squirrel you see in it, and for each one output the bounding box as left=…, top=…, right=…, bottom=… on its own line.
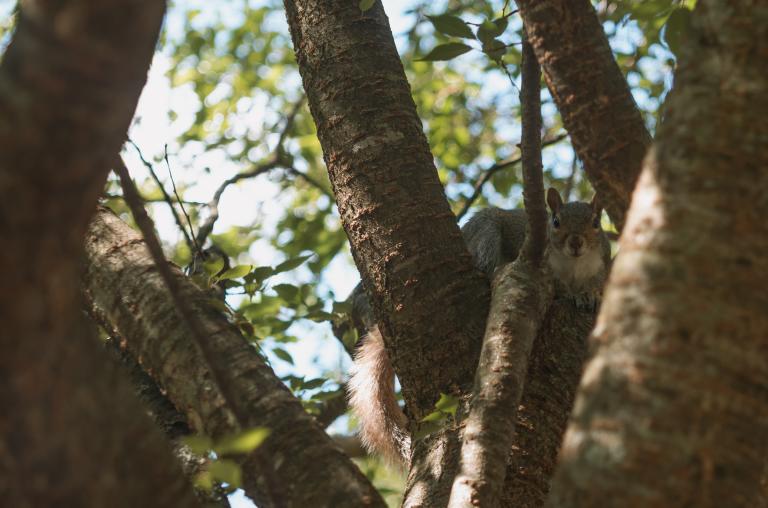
left=346, top=187, right=611, bottom=466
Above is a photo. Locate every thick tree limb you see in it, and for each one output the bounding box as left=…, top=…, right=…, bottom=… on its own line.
left=448, top=37, right=553, bottom=507
left=0, top=2, right=204, bottom=506
left=83, top=207, right=385, bottom=507
left=547, top=2, right=768, bottom=506
left=516, top=0, right=652, bottom=230
left=284, top=0, right=489, bottom=440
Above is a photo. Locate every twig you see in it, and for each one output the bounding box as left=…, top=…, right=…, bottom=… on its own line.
left=195, top=95, right=307, bottom=247
left=114, top=156, right=282, bottom=506
left=194, top=159, right=281, bottom=247
left=455, top=133, right=567, bottom=220
left=103, top=193, right=207, bottom=207
left=163, top=145, right=201, bottom=254
left=285, top=167, right=333, bottom=199
left=564, top=151, right=578, bottom=201
left=126, top=139, right=196, bottom=252
left=314, top=388, right=349, bottom=428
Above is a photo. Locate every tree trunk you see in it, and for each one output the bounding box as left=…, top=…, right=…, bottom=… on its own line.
left=516, top=0, right=651, bottom=231
left=547, top=2, right=768, bottom=506
left=83, top=207, right=385, bottom=507
left=0, top=2, right=201, bottom=506
left=283, top=0, right=489, bottom=423
left=284, top=0, right=494, bottom=502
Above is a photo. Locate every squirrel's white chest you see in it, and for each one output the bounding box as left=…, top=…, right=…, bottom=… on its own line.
left=547, top=248, right=604, bottom=290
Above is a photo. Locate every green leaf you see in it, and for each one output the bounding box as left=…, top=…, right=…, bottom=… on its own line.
left=245, top=265, right=275, bottom=284
left=194, top=470, right=214, bottom=492
left=417, top=43, right=472, bottom=62
left=203, top=257, right=225, bottom=277
left=302, top=377, right=327, bottom=390
left=332, top=300, right=352, bottom=315
left=273, top=347, right=294, bottom=365
left=304, top=309, right=334, bottom=322
left=273, top=283, right=300, bottom=301
left=477, top=18, right=507, bottom=44
left=663, top=7, right=692, bottom=57
left=427, top=15, right=475, bottom=39
left=342, top=328, right=359, bottom=349
left=359, top=0, right=375, bottom=12
left=434, top=393, right=459, bottom=416
left=421, top=410, right=447, bottom=423
left=181, top=435, right=213, bottom=455
left=214, top=427, right=271, bottom=455
left=273, top=254, right=312, bottom=274
left=313, top=389, right=343, bottom=401
left=218, top=264, right=252, bottom=280
left=482, top=39, right=507, bottom=62
left=209, top=459, right=243, bottom=489
left=413, top=419, right=448, bottom=440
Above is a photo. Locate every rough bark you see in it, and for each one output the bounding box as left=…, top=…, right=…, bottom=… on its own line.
left=547, top=2, right=768, bottom=506
left=500, top=302, right=593, bottom=507
left=102, top=337, right=231, bottom=508
left=283, top=0, right=489, bottom=424
left=83, top=207, right=385, bottom=508
left=0, top=2, right=203, bottom=506
left=285, top=0, right=492, bottom=502
left=449, top=262, right=554, bottom=507
left=516, top=0, right=652, bottom=231
left=448, top=38, right=553, bottom=507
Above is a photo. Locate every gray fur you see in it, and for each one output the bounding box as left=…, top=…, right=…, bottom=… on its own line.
left=347, top=192, right=612, bottom=464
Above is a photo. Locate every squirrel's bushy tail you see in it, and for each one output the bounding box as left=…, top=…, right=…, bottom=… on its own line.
left=347, top=326, right=410, bottom=466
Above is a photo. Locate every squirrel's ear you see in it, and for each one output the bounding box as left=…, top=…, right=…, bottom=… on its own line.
left=590, top=192, right=603, bottom=214
left=546, top=187, right=563, bottom=213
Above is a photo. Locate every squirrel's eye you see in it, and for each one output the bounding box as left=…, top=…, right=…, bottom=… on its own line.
left=592, top=216, right=601, bottom=229
left=552, top=216, right=560, bottom=229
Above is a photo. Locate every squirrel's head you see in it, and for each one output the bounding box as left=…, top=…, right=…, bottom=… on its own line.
left=546, top=187, right=604, bottom=258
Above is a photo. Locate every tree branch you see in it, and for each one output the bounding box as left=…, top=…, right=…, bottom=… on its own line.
left=516, top=0, right=652, bottom=230
left=285, top=0, right=489, bottom=427
left=195, top=95, right=306, bottom=247
left=448, top=35, right=553, bottom=508
left=0, top=1, right=205, bottom=505
left=83, top=205, right=386, bottom=507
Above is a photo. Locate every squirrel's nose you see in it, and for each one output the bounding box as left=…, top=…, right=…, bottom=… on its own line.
left=568, top=235, right=584, bottom=253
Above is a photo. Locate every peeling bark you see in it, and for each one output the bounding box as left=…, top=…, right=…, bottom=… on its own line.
left=0, top=2, right=203, bottom=506
left=83, top=208, right=385, bottom=507
left=547, top=2, right=768, bottom=506
left=516, top=0, right=651, bottom=230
